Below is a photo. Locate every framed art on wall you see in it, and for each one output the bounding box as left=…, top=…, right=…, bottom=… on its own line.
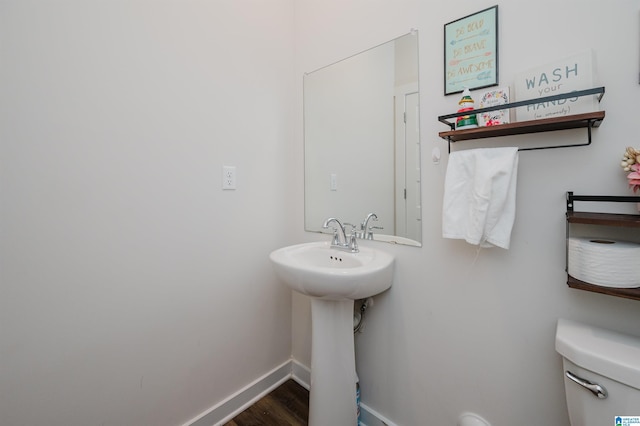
left=444, top=5, right=498, bottom=95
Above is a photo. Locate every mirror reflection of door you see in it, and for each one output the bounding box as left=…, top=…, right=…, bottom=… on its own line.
left=395, top=91, right=421, bottom=242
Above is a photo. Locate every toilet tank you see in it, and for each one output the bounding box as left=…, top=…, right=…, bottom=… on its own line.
left=556, top=318, right=640, bottom=426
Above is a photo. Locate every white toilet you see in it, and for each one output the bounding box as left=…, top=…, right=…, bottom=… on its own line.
left=556, top=318, right=640, bottom=425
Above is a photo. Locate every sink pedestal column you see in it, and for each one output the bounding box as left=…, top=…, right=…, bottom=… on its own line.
left=309, top=298, right=358, bottom=426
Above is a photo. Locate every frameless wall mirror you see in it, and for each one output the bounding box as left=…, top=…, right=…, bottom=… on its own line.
left=304, top=31, right=422, bottom=246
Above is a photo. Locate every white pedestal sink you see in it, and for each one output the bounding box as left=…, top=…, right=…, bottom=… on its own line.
left=269, top=241, right=394, bottom=426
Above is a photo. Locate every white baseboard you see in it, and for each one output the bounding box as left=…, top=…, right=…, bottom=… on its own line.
left=360, top=402, right=398, bottom=426
left=183, top=360, right=292, bottom=426
left=290, top=359, right=311, bottom=390
left=183, top=358, right=397, bottom=426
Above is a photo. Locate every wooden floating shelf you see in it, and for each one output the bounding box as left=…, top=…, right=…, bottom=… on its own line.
left=439, top=111, right=605, bottom=142
left=567, top=275, right=640, bottom=302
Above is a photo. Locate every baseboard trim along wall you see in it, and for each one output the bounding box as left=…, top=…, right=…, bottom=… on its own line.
left=290, top=359, right=311, bottom=390
left=183, top=360, right=292, bottom=426
left=183, top=358, right=397, bottom=426
left=359, top=402, right=398, bottom=426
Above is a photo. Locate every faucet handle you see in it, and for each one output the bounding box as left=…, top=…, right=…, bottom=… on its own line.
left=323, top=217, right=347, bottom=246
left=327, top=226, right=341, bottom=245
left=344, top=223, right=359, bottom=251
left=344, top=223, right=362, bottom=239
left=322, top=222, right=339, bottom=244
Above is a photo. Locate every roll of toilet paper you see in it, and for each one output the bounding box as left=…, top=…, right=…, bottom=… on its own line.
left=568, top=237, right=640, bottom=288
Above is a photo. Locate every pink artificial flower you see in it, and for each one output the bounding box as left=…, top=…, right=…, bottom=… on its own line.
left=628, top=163, right=640, bottom=192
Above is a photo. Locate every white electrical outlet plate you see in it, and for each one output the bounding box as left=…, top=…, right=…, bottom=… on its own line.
left=222, top=166, right=236, bottom=190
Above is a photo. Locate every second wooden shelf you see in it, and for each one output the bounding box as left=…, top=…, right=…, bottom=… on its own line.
left=568, top=275, right=640, bottom=302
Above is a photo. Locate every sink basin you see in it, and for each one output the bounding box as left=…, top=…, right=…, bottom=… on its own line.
left=269, top=241, right=394, bottom=300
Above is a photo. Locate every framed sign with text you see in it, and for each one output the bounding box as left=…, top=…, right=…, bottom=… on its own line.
left=444, top=5, right=498, bottom=95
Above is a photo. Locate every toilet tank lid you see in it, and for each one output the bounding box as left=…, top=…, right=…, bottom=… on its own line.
left=555, top=318, right=640, bottom=390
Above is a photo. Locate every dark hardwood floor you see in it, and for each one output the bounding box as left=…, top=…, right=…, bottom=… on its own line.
left=224, top=379, right=309, bottom=426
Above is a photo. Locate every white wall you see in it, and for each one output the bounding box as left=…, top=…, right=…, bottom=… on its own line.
left=294, top=1, right=640, bottom=425
left=0, top=1, right=295, bottom=425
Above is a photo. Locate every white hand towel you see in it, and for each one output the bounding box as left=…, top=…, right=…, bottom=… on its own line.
left=442, top=147, right=519, bottom=249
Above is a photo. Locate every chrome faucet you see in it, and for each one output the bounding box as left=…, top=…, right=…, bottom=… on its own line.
left=322, top=217, right=359, bottom=252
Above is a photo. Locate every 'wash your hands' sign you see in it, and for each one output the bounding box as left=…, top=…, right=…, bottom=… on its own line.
left=514, top=50, right=599, bottom=121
